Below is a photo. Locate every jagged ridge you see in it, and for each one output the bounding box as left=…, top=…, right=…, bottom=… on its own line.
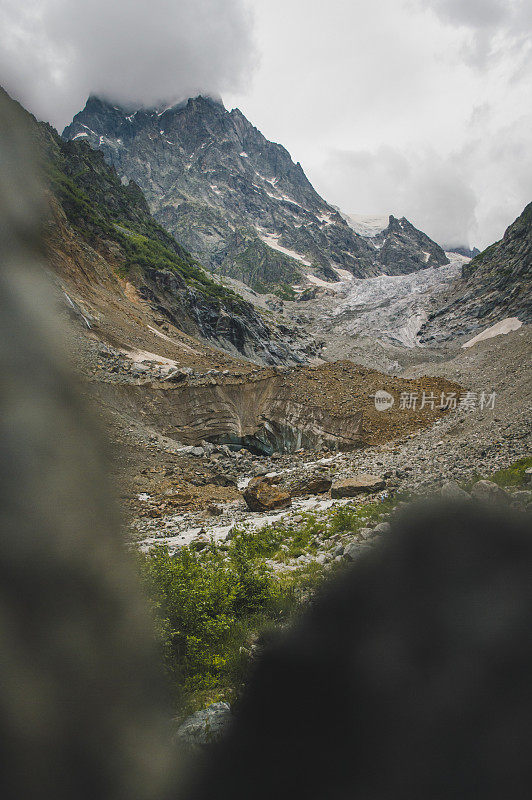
left=63, top=96, right=398, bottom=289
left=420, top=202, right=532, bottom=341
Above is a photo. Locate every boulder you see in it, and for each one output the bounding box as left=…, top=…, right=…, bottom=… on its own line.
left=470, top=480, right=509, bottom=504
left=291, top=474, right=332, bottom=497
left=372, top=521, right=391, bottom=535
left=331, top=475, right=385, bottom=499
left=510, top=490, right=532, bottom=509
left=176, top=702, right=232, bottom=748
left=163, top=366, right=192, bottom=382
left=243, top=476, right=292, bottom=512
left=344, top=542, right=369, bottom=561
left=441, top=480, right=471, bottom=501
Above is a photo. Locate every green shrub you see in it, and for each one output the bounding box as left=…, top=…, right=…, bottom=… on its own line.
left=140, top=535, right=309, bottom=714
left=489, top=457, right=532, bottom=488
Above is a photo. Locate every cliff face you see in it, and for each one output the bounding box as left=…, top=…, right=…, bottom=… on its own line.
left=420, top=203, right=532, bottom=341
left=374, top=216, right=449, bottom=275
left=1, top=88, right=316, bottom=365
left=63, top=96, right=447, bottom=290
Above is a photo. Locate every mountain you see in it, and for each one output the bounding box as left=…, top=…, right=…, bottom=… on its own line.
left=343, top=213, right=449, bottom=276
left=3, top=87, right=315, bottom=365
left=446, top=246, right=480, bottom=259
left=420, top=203, right=532, bottom=342
left=63, top=96, right=448, bottom=290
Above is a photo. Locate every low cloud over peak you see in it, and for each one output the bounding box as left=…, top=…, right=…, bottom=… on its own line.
left=0, top=0, right=256, bottom=130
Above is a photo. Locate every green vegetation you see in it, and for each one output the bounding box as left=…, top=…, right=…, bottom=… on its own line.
left=489, top=457, right=532, bottom=489
left=141, top=533, right=325, bottom=715
left=140, top=495, right=403, bottom=715
left=230, top=238, right=301, bottom=293
left=40, top=129, right=250, bottom=312
left=275, top=283, right=297, bottom=301
left=140, top=464, right=530, bottom=717
left=112, top=224, right=247, bottom=307
left=46, top=163, right=114, bottom=236
left=463, top=457, right=532, bottom=491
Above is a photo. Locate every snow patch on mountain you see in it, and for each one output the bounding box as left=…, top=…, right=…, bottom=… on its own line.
left=341, top=212, right=390, bottom=237
left=462, top=318, right=522, bottom=348
left=257, top=233, right=313, bottom=266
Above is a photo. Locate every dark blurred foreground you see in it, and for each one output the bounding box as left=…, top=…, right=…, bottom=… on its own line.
left=184, top=499, right=532, bottom=799
left=1, top=89, right=532, bottom=800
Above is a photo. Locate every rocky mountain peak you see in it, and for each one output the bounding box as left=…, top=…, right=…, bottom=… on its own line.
left=63, top=96, right=451, bottom=291
left=63, top=96, right=384, bottom=289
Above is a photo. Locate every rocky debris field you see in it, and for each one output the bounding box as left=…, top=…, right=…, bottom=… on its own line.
left=123, top=326, right=530, bottom=560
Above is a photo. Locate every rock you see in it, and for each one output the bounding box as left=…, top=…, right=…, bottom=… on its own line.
left=344, top=542, right=367, bottom=561
left=243, top=476, right=292, bottom=512
left=372, top=521, right=391, bottom=535
left=441, top=480, right=471, bottom=501
left=191, top=535, right=209, bottom=551
left=210, top=473, right=237, bottom=488
left=190, top=446, right=205, bottom=457
left=509, top=490, right=532, bottom=509
left=176, top=702, right=232, bottom=748
left=331, top=475, right=385, bottom=498
left=253, top=464, right=269, bottom=477
left=470, top=480, right=509, bottom=504
left=291, top=474, right=332, bottom=496
left=525, top=467, right=532, bottom=484
left=206, top=503, right=223, bottom=516
left=332, top=544, right=344, bottom=558
left=163, top=367, right=192, bottom=382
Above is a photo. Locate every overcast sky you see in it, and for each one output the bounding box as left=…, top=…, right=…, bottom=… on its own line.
left=1, top=0, right=530, bottom=248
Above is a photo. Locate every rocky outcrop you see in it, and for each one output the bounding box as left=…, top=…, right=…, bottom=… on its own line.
left=446, top=246, right=480, bottom=259
left=342, top=213, right=449, bottom=275
left=374, top=216, right=449, bottom=275
left=420, top=202, right=532, bottom=342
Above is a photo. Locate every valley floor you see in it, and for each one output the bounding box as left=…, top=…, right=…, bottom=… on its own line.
left=124, top=325, right=531, bottom=553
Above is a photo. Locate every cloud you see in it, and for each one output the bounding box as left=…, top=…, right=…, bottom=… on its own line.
left=425, top=0, right=508, bottom=29
left=224, top=0, right=531, bottom=249
left=311, top=99, right=532, bottom=251
left=0, top=0, right=256, bottom=130
left=2, top=0, right=530, bottom=248
left=421, top=0, right=532, bottom=67
left=313, top=145, right=478, bottom=249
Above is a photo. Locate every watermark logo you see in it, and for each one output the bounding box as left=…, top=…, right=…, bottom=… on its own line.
left=373, top=389, right=395, bottom=412
left=371, top=388, right=496, bottom=412
left=398, top=390, right=496, bottom=411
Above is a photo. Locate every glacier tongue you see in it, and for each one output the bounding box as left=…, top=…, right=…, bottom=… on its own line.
left=309, top=254, right=466, bottom=348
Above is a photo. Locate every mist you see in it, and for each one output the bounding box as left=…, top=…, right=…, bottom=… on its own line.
left=2, top=0, right=531, bottom=248
left=0, top=0, right=256, bottom=130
